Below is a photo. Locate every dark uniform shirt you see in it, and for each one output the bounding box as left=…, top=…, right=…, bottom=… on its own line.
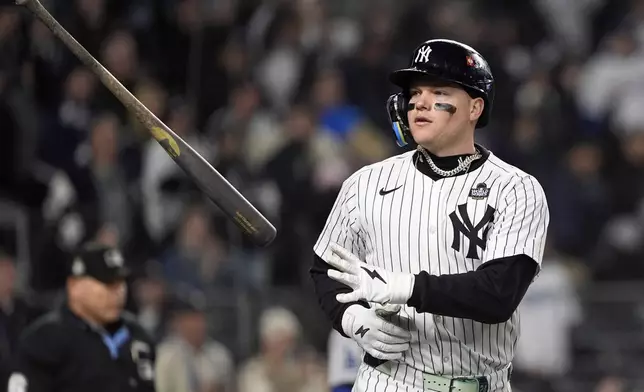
left=9, top=306, right=156, bottom=392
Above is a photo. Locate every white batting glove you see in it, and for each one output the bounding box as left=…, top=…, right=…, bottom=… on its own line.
left=326, top=243, right=415, bottom=305
left=342, top=304, right=411, bottom=361
left=373, top=303, right=403, bottom=317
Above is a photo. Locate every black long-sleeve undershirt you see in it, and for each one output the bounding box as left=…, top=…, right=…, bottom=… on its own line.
left=310, top=253, right=537, bottom=334
left=310, top=254, right=369, bottom=338
left=407, top=254, right=537, bottom=323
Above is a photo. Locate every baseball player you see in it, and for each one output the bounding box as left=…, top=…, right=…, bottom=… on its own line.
left=310, top=39, right=550, bottom=392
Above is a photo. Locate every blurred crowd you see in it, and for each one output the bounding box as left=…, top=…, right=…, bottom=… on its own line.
left=1, top=0, right=644, bottom=391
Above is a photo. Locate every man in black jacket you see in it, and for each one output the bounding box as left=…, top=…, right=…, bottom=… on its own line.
left=9, top=243, right=156, bottom=392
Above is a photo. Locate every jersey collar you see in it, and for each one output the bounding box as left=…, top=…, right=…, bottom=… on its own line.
left=413, top=143, right=490, bottom=181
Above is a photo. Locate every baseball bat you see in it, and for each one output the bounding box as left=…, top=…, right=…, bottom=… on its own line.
left=17, top=0, right=277, bottom=247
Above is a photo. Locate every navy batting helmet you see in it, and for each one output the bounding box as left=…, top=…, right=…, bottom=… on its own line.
left=386, top=39, right=495, bottom=147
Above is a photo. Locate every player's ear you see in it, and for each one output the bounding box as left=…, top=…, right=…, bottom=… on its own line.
left=469, top=97, right=484, bottom=123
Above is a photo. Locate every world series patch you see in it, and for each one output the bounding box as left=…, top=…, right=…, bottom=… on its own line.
left=469, top=183, right=489, bottom=200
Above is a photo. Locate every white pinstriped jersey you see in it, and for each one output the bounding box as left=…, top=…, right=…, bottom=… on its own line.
left=313, top=149, right=550, bottom=392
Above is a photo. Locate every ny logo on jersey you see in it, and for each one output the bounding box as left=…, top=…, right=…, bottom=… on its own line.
left=449, top=204, right=496, bottom=259
left=414, top=45, right=432, bottom=63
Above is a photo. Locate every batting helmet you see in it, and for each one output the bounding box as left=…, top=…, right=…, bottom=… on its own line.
left=386, top=39, right=495, bottom=147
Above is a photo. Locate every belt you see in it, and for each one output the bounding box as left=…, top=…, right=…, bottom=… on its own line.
left=365, top=354, right=489, bottom=392
left=423, top=374, right=488, bottom=392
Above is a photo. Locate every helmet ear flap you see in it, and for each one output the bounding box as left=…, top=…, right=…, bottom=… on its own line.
left=386, top=93, right=411, bottom=147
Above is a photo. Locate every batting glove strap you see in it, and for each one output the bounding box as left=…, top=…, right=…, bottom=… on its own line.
left=353, top=268, right=415, bottom=305
left=388, top=272, right=416, bottom=305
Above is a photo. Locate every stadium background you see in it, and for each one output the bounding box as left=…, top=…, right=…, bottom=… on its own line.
left=1, top=0, right=644, bottom=391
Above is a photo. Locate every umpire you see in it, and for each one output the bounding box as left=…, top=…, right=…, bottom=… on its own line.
left=8, top=243, right=156, bottom=392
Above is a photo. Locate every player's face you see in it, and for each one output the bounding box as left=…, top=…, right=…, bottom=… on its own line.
left=70, top=278, right=127, bottom=324
left=407, top=78, right=484, bottom=155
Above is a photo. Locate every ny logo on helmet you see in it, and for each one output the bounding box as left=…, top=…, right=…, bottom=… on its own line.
left=414, top=45, right=432, bottom=63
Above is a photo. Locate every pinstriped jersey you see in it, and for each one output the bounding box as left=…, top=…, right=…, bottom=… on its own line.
left=313, top=148, right=550, bottom=392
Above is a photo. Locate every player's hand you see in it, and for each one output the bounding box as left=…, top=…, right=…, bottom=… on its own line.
left=342, top=304, right=411, bottom=361
left=326, top=243, right=415, bottom=305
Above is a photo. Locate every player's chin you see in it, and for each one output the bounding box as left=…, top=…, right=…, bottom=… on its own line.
left=410, top=125, right=442, bottom=146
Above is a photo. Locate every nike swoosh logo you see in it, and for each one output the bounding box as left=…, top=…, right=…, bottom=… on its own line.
left=361, top=267, right=387, bottom=284
left=355, top=326, right=370, bottom=338
left=379, top=186, right=402, bottom=196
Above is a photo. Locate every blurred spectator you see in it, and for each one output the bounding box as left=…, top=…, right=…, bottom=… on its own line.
left=0, top=254, right=44, bottom=389
left=29, top=180, right=101, bottom=292
left=133, top=272, right=169, bottom=343
left=0, top=78, right=26, bottom=200
left=548, top=141, right=612, bottom=257
left=204, top=84, right=279, bottom=255
left=340, top=35, right=396, bottom=132
left=326, top=329, right=362, bottom=392
left=237, top=306, right=306, bottom=392
left=101, top=29, right=140, bottom=86
left=310, top=67, right=392, bottom=167
left=500, top=114, right=554, bottom=182
left=607, top=131, right=644, bottom=214
left=130, top=78, right=169, bottom=143
left=162, top=0, right=235, bottom=103
left=298, top=347, right=328, bottom=392
left=0, top=8, right=26, bottom=81
left=195, top=35, right=250, bottom=130
left=205, top=80, right=282, bottom=175
left=575, top=29, right=644, bottom=132
left=66, top=0, right=111, bottom=57
left=29, top=17, right=67, bottom=111
left=311, top=67, right=360, bottom=141
left=262, top=104, right=343, bottom=286
left=141, top=100, right=209, bottom=244
left=0, top=55, right=49, bottom=208
left=591, top=201, right=644, bottom=281
left=594, top=376, right=627, bottom=392
left=155, top=295, right=234, bottom=392
left=161, top=0, right=202, bottom=96
left=254, top=3, right=305, bottom=113
left=513, top=246, right=582, bottom=392
left=533, top=0, right=602, bottom=55
left=514, top=67, right=578, bottom=155
left=38, top=66, right=97, bottom=172
left=76, top=112, right=134, bottom=246
left=550, top=58, right=585, bottom=147
left=96, top=29, right=141, bottom=122
left=159, top=202, right=234, bottom=294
